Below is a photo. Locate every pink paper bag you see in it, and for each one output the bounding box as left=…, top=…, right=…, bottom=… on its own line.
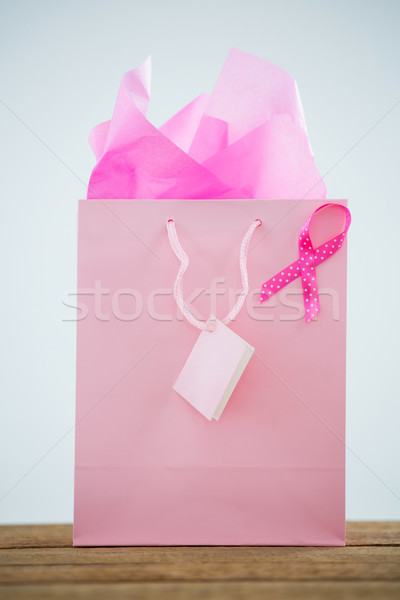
left=73, top=198, right=347, bottom=546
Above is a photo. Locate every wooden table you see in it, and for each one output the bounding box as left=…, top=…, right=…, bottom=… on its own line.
left=0, top=522, right=399, bottom=599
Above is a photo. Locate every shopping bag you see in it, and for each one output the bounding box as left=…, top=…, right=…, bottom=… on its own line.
left=73, top=198, right=347, bottom=546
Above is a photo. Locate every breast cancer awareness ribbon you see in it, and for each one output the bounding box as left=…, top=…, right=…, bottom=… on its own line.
left=260, top=203, right=351, bottom=322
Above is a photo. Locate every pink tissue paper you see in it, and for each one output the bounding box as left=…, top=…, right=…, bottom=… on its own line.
left=87, top=48, right=327, bottom=200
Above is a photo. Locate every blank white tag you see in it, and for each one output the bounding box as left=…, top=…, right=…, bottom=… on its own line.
left=173, top=317, right=254, bottom=421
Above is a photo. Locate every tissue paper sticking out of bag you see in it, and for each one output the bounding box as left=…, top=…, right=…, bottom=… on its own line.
left=87, top=49, right=326, bottom=200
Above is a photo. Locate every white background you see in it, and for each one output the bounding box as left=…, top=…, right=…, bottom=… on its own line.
left=1, top=0, right=399, bottom=523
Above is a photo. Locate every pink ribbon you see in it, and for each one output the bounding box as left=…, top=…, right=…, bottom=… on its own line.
left=260, top=203, right=351, bottom=322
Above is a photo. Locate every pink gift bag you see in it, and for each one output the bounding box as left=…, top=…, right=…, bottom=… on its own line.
left=73, top=198, right=347, bottom=546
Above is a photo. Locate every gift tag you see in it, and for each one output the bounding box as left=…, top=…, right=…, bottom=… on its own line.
left=173, top=317, right=254, bottom=420
left=167, top=217, right=261, bottom=421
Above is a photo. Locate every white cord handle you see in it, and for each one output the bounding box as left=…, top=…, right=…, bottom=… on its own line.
left=167, top=218, right=262, bottom=331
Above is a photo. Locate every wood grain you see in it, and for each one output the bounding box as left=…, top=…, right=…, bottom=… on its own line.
left=0, top=524, right=72, bottom=549
left=1, top=582, right=400, bottom=600
left=0, top=522, right=399, bottom=599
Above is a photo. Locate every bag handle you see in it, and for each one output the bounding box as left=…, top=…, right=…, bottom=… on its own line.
left=167, top=218, right=262, bottom=331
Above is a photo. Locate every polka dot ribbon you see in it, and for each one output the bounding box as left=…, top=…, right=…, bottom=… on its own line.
left=260, top=203, right=351, bottom=322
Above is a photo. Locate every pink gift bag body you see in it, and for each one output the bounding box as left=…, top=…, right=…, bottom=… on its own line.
left=73, top=198, right=347, bottom=546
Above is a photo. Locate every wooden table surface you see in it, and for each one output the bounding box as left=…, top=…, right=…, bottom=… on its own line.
left=0, top=522, right=399, bottom=599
